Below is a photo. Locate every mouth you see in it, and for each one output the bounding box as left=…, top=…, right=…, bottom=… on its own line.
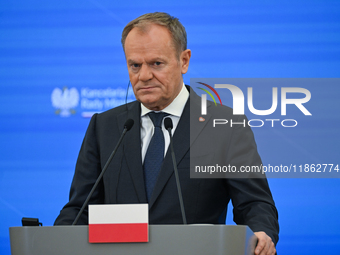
left=138, top=85, right=159, bottom=92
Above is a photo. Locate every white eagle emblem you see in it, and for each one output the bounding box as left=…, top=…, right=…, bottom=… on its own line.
left=51, top=87, right=80, bottom=117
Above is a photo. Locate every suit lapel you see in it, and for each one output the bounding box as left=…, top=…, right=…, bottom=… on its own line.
left=117, top=101, right=147, bottom=203
left=188, top=87, right=213, bottom=147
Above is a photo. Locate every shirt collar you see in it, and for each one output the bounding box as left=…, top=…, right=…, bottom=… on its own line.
left=141, top=83, right=189, bottom=117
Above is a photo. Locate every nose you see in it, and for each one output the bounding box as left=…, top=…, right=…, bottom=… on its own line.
left=139, top=64, right=153, bottom=82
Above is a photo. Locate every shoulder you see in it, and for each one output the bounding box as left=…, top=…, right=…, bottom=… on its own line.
left=97, top=100, right=139, bottom=118
left=86, top=100, right=140, bottom=134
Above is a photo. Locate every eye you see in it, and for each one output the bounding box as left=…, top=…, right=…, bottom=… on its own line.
left=152, top=61, right=163, bottom=68
left=130, top=63, right=141, bottom=72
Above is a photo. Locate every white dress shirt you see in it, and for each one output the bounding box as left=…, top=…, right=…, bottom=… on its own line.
left=140, top=84, right=189, bottom=163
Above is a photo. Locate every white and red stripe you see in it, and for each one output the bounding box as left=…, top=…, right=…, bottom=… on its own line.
left=88, top=204, right=148, bottom=243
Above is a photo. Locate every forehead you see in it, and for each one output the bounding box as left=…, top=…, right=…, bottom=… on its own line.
left=124, top=24, right=177, bottom=60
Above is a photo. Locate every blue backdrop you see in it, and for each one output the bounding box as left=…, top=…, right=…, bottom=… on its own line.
left=1, top=0, right=339, bottom=254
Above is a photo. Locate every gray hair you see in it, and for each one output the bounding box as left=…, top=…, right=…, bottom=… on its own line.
left=121, top=12, right=187, bottom=58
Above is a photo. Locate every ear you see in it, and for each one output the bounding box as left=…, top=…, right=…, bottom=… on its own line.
left=180, top=49, right=191, bottom=74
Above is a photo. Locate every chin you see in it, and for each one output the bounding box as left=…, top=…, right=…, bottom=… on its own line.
left=138, top=97, right=159, bottom=108
left=137, top=93, right=158, bottom=103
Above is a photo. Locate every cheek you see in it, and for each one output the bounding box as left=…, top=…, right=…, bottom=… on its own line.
left=162, top=73, right=181, bottom=94
left=154, top=73, right=172, bottom=91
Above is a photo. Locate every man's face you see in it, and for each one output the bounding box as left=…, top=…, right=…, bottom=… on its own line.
left=124, top=24, right=191, bottom=111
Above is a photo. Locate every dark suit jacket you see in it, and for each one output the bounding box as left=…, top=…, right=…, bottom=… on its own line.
left=55, top=86, right=279, bottom=244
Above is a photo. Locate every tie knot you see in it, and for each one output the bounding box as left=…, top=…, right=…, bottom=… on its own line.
left=148, top=112, right=168, bottom=128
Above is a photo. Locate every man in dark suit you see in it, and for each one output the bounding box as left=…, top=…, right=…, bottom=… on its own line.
left=55, top=12, right=279, bottom=255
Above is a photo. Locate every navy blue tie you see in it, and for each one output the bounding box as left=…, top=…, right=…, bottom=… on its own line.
left=143, top=112, right=168, bottom=201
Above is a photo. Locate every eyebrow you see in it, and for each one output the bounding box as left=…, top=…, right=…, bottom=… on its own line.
left=127, top=59, right=139, bottom=65
left=127, top=57, right=166, bottom=65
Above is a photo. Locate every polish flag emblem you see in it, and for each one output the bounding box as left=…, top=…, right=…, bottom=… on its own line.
left=89, top=204, right=149, bottom=243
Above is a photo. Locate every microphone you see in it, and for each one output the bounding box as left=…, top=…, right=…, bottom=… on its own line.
left=164, top=117, right=187, bottom=224
left=72, top=119, right=134, bottom=225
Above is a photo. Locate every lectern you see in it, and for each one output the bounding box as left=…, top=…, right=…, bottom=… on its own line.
left=10, top=225, right=257, bottom=255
